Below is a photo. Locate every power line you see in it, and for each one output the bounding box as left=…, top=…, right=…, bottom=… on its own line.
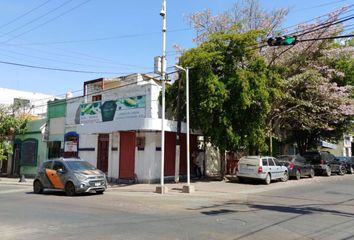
left=0, top=0, right=52, bottom=31
left=0, top=59, right=131, bottom=74
left=296, top=14, right=354, bottom=37
left=4, top=28, right=192, bottom=46
left=291, top=0, right=350, bottom=13
left=0, top=47, right=136, bottom=71
left=298, top=34, right=354, bottom=42
left=3, top=0, right=92, bottom=44
left=0, top=0, right=74, bottom=38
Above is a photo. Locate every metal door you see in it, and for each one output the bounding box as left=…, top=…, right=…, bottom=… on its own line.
left=119, top=131, right=136, bottom=179
left=97, top=134, right=109, bottom=173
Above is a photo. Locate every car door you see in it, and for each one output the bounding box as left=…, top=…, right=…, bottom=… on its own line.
left=45, top=161, right=66, bottom=190
left=267, top=158, right=277, bottom=179
left=273, top=158, right=283, bottom=178
left=39, top=161, right=53, bottom=188
left=261, top=158, right=269, bottom=176
left=296, top=158, right=306, bottom=176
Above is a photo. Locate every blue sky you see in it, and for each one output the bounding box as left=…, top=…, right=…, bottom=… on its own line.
left=0, top=0, right=352, bottom=97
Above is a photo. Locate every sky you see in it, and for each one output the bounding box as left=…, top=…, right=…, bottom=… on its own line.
left=0, top=0, right=352, bottom=98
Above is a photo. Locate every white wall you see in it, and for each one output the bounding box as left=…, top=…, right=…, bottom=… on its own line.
left=108, top=132, right=119, bottom=179
left=49, top=118, right=65, bottom=134
left=134, top=132, right=161, bottom=182
left=0, top=87, right=54, bottom=115
left=78, top=134, right=97, bottom=167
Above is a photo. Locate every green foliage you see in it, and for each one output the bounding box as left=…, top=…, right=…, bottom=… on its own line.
left=0, top=105, right=29, bottom=163
left=167, top=29, right=282, bottom=153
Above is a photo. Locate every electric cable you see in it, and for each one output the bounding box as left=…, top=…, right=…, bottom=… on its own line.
left=0, top=0, right=74, bottom=38
left=0, top=0, right=52, bottom=31
left=3, top=0, right=92, bottom=44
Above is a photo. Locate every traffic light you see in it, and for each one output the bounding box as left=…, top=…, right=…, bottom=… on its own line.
left=267, top=35, right=297, bottom=46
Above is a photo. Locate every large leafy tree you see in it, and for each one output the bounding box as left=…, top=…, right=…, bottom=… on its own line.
left=265, top=7, right=354, bottom=152
left=166, top=29, right=281, bottom=154
left=271, top=70, right=353, bottom=154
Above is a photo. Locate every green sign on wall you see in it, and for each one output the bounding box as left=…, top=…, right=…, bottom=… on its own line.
left=80, top=95, right=146, bottom=124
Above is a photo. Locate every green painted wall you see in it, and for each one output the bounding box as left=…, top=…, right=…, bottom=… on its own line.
left=16, top=118, right=48, bottom=177
left=48, top=99, right=66, bottom=118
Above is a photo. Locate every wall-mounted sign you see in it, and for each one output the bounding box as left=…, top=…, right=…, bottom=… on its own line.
left=80, top=95, right=146, bottom=124
left=64, top=141, right=77, bottom=152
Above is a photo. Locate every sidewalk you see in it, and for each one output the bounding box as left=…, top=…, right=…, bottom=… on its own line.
left=0, top=176, right=251, bottom=196
left=2, top=175, right=347, bottom=198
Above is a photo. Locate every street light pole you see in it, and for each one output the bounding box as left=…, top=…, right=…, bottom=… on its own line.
left=156, top=0, right=168, bottom=194
left=175, top=65, right=194, bottom=193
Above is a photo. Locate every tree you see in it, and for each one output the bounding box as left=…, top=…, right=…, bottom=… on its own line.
left=271, top=70, right=353, bottom=154
left=166, top=28, right=282, bottom=154
left=187, top=0, right=288, bottom=44
left=0, top=105, right=29, bottom=172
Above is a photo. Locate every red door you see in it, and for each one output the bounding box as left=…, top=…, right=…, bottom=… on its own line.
left=164, top=132, right=176, bottom=176
left=119, top=131, right=136, bottom=179
left=97, top=134, right=109, bottom=173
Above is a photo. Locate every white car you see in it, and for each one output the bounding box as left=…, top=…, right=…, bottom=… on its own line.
left=236, top=156, right=289, bottom=184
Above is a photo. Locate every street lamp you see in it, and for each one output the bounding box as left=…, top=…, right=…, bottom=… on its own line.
left=175, top=65, right=194, bottom=193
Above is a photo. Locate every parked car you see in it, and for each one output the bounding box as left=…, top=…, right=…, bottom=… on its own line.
left=237, top=156, right=289, bottom=185
left=277, top=155, right=315, bottom=180
left=302, top=150, right=346, bottom=176
left=336, top=156, right=354, bottom=174
left=33, top=158, right=107, bottom=196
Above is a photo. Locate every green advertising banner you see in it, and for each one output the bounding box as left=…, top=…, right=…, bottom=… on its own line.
left=80, top=95, right=146, bottom=124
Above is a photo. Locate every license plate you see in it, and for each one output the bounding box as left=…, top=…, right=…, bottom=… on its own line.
left=95, top=182, right=101, bottom=186
left=240, top=166, right=255, bottom=173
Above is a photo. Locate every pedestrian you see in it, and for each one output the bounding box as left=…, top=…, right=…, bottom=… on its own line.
left=192, top=150, right=203, bottom=179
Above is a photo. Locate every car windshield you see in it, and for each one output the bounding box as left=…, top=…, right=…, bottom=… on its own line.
left=66, top=161, right=96, bottom=171
left=302, top=153, right=320, bottom=161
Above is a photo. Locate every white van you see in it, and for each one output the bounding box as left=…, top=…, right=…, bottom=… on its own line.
left=236, top=156, right=288, bottom=184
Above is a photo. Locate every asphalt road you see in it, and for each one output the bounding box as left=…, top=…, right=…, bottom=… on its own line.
left=1, top=175, right=354, bottom=240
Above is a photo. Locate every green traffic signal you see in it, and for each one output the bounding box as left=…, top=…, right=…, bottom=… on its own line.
left=267, top=35, right=297, bottom=46
left=283, top=35, right=297, bottom=45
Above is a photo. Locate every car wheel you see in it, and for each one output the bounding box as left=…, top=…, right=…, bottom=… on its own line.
left=96, top=190, right=105, bottom=194
left=325, top=166, right=331, bottom=177
left=309, top=169, right=315, bottom=178
left=33, top=180, right=43, bottom=194
left=65, top=182, right=76, bottom=196
left=264, top=174, right=271, bottom=185
left=281, top=172, right=289, bottom=182
left=339, top=166, right=346, bottom=175
left=295, top=170, right=301, bottom=180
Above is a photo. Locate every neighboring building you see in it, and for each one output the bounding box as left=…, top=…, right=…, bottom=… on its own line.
left=11, top=119, right=47, bottom=177
left=0, top=87, right=54, bottom=116
left=48, top=73, right=199, bottom=183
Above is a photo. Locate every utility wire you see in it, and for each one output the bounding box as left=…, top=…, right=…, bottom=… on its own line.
left=0, top=59, right=131, bottom=74
left=291, top=0, right=350, bottom=13
left=0, top=0, right=74, bottom=38
left=296, top=14, right=354, bottom=37
left=0, top=0, right=52, bottom=31
left=4, top=28, right=192, bottom=46
left=3, top=0, right=92, bottom=44
left=298, top=34, right=354, bottom=42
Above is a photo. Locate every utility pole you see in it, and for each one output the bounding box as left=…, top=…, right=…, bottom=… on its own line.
left=156, top=0, right=168, bottom=194
left=174, top=74, right=182, bottom=183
